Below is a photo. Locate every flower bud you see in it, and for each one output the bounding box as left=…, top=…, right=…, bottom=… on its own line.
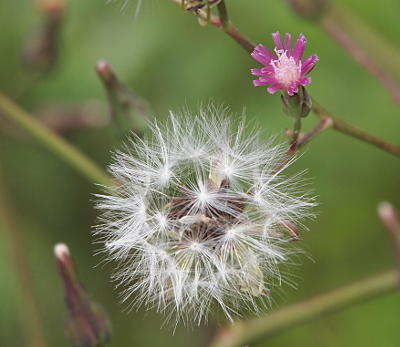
left=378, top=202, right=400, bottom=287
left=54, top=243, right=112, bottom=347
left=378, top=202, right=400, bottom=235
left=281, top=86, right=312, bottom=119
left=22, top=0, right=67, bottom=72
left=96, top=60, right=151, bottom=138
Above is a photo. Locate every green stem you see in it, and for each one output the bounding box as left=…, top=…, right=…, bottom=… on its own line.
left=216, top=0, right=230, bottom=30
left=312, top=97, right=400, bottom=157
left=0, top=92, right=112, bottom=187
left=285, top=117, right=303, bottom=154
left=292, top=117, right=302, bottom=142
left=208, top=269, right=398, bottom=347
left=0, top=160, right=49, bottom=347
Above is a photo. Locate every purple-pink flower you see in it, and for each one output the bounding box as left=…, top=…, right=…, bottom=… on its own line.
left=251, top=32, right=319, bottom=96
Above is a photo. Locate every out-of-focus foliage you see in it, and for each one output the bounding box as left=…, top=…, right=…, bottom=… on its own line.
left=1, top=0, right=400, bottom=346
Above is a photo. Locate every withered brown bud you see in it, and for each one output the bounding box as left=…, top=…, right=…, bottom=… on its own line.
left=22, top=0, right=67, bottom=72
left=54, top=243, right=112, bottom=347
left=96, top=60, right=151, bottom=138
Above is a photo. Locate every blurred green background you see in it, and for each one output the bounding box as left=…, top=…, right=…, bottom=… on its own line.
left=1, top=0, right=400, bottom=346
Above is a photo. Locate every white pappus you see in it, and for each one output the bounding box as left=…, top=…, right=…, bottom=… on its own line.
left=94, top=104, right=316, bottom=327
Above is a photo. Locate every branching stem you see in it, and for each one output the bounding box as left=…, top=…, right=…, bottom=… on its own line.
left=169, top=0, right=256, bottom=52
left=168, top=0, right=400, bottom=159
left=164, top=3, right=400, bottom=344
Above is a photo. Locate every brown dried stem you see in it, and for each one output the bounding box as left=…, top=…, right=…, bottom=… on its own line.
left=311, top=97, right=400, bottom=157
left=286, top=116, right=333, bottom=155
left=208, top=269, right=398, bottom=347
left=320, top=11, right=400, bottom=105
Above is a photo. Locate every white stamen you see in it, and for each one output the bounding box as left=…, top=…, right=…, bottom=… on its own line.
left=272, top=49, right=302, bottom=87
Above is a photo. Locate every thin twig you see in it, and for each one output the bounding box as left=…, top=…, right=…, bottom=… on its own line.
left=320, top=13, right=400, bottom=105
left=0, top=160, right=49, bottom=347
left=170, top=0, right=256, bottom=52
left=312, top=97, right=400, bottom=157
left=0, top=92, right=112, bottom=187
left=297, top=117, right=333, bottom=149
left=216, top=0, right=230, bottom=30
left=208, top=269, right=398, bottom=347
left=286, top=117, right=333, bottom=156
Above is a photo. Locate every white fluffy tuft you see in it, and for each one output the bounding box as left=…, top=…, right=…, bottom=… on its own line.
left=94, top=104, right=316, bottom=327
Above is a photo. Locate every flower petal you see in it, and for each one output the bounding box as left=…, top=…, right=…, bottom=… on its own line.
left=253, top=79, right=268, bottom=86
left=272, top=32, right=284, bottom=51
left=284, top=33, right=292, bottom=52
left=292, top=34, right=306, bottom=61
left=260, top=66, right=276, bottom=74
left=298, top=77, right=311, bottom=86
left=301, top=55, right=319, bottom=75
left=251, top=44, right=276, bottom=65
left=258, top=77, right=279, bottom=84
left=251, top=68, right=264, bottom=76
left=267, top=83, right=283, bottom=94
left=286, top=82, right=299, bottom=96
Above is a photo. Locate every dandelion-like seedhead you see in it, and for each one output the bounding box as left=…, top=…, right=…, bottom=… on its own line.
left=95, top=105, right=316, bottom=326
left=251, top=32, right=319, bottom=96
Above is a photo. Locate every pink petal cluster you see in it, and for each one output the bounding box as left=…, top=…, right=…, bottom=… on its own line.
left=251, top=32, right=319, bottom=96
